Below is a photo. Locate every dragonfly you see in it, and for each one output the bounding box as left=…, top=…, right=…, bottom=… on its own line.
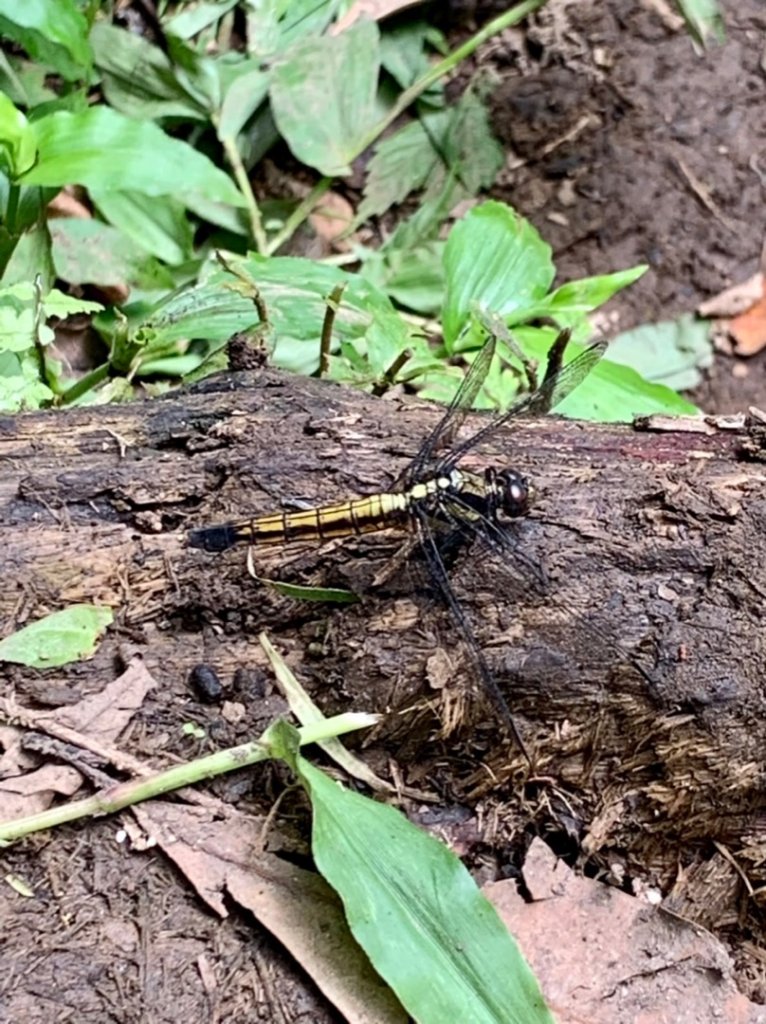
left=189, top=327, right=609, bottom=761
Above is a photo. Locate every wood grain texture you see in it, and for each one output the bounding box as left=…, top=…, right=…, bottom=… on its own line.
left=1, top=368, right=765, bottom=881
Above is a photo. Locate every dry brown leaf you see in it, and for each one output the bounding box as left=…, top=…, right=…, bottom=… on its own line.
left=484, top=838, right=762, bottom=1024
left=0, top=763, right=83, bottom=821
left=698, top=273, right=764, bottom=319
left=308, top=190, right=355, bottom=250
left=0, top=659, right=156, bottom=823
left=132, top=801, right=408, bottom=1024
left=729, top=293, right=766, bottom=356
left=37, top=658, right=155, bottom=742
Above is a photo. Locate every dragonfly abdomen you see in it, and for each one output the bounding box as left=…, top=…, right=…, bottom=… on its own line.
left=188, top=490, right=413, bottom=552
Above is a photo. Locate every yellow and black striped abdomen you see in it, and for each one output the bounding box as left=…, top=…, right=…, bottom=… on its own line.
left=187, top=490, right=412, bottom=552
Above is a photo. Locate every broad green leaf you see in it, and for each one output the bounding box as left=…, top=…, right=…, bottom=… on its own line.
left=442, top=202, right=554, bottom=347
left=0, top=220, right=54, bottom=289
left=298, top=758, right=554, bottom=1024
left=0, top=93, right=37, bottom=177
left=379, top=20, right=441, bottom=90
left=0, top=604, right=113, bottom=668
left=358, top=89, right=501, bottom=226
left=217, top=60, right=270, bottom=141
left=50, top=218, right=175, bottom=291
left=90, top=188, right=193, bottom=265
left=270, top=19, right=381, bottom=176
left=275, top=0, right=347, bottom=50
left=21, top=107, right=245, bottom=208
left=0, top=349, right=54, bottom=411
left=90, top=22, right=211, bottom=121
left=166, top=0, right=239, bottom=40
left=675, top=0, right=725, bottom=44
left=145, top=255, right=413, bottom=377
left=509, top=328, right=698, bottom=421
left=360, top=241, right=445, bottom=315
left=0, top=282, right=102, bottom=353
left=439, top=87, right=503, bottom=197
left=511, top=267, right=649, bottom=326
left=356, top=120, right=440, bottom=223
left=0, top=54, right=60, bottom=107
left=0, top=0, right=92, bottom=82
left=607, top=314, right=713, bottom=391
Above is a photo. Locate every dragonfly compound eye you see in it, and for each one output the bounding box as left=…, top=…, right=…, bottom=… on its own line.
left=498, top=470, right=529, bottom=518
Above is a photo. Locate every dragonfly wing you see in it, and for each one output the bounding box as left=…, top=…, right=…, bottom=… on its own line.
left=411, top=504, right=530, bottom=760
left=440, top=336, right=607, bottom=469
left=397, top=334, right=497, bottom=487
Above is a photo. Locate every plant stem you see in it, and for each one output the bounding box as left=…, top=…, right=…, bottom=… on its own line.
left=220, top=133, right=269, bottom=254
left=5, top=183, right=20, bottom=235
left=265, top=176, right=332, bottom=256
left=57, top=362, right=111, bottom=405
left=0, top=713, right=374, bottom=844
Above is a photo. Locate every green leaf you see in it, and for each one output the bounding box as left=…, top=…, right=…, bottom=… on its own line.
left=358, top=88, right=501, bottom=226
left=512, top=267, right=649, bottom=326
left=357, top=120, right=439, bottom=223
left=0, top=348, right=54, bottom=411
left=0, top=604, right=113, bottom=668
left=298, top=758, right=554, bottom=1024
left=217, top=60, right=270, bottom=141
left=0, top=92, right=37, bottom=177
left=255, top=576, right=359, bottom=604
left=607, top=314, right=713, bottom=392
left=90, top=22, right=211, bottom=121
left=20, top=107, right=245, bottom=208
left=166, top=0, right=239, bottom=40
left=441, top=87, right=503, bottom=196
left=442, top=202, right=554, bottom=346
left=90, top=188, right=193, bottom=266
left=675, top=0, right=725, bottom=45
left=0, top=220, right=54, bottom=290
left=509, top=328, right=698, bottom=421
left=50, top=218, right=175, bottom=291
left=0, top=0, right=93, bottom=82
left=0, top=281, right=101, bottom=354
left=146, top=255, right=413, bottom=377
left=361, top=241, right=445, bottom=315
left=379, top=20, right=441, bottom=90
left=270, top=19, right=381, bottom=176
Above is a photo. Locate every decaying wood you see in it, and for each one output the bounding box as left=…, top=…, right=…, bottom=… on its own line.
left=1, top=367, right=765, bottom=897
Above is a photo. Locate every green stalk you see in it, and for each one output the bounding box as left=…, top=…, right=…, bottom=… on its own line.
left=265, top=175, right=333, bottom=257
left=5, top=183, right=20, bottom=235
left=0, top=713, right=375, bottom=844
left=57, top=362, right=111, bottom=406
left=220, top=133, right=269, bottom=254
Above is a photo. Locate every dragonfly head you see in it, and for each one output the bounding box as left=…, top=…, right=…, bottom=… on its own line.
left=491, top=468, right=529, bottom=518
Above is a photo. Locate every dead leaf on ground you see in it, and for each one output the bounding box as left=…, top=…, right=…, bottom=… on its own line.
left=484, top=838, right=763, bottom=1024
left=698, top=273, right=764, bottom=319
left=729, top=292, right=766, bottom=356
left=0, top=659, right=156, bottom=823
left=698, top=270, right=766, bottom=357
left=308, top=191, right=355, bottom=250
left=132, top=800, right=407, bottom=1024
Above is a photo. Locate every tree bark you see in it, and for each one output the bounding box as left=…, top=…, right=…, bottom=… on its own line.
left=1, top=367, right=765, bottom=888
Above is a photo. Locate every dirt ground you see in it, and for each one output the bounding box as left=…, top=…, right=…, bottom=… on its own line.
left=3, top=2, right=766, bottom=1022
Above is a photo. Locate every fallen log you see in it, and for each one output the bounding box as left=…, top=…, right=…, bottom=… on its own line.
left=1, top=366, right=765, bottom=901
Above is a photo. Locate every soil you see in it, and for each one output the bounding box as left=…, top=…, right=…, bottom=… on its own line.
left=3, top=2, right=766, bottom=1022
